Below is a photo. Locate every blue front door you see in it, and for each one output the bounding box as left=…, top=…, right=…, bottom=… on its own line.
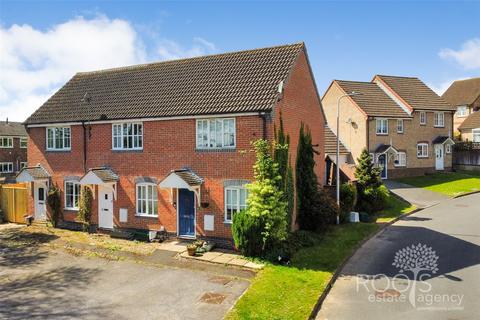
left=178, top=189, right=195, bottom=237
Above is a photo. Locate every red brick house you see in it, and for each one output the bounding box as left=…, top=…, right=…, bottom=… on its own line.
left=18, top=43, right=325, bottom=245
left=0, top=120, right=28, bottom=183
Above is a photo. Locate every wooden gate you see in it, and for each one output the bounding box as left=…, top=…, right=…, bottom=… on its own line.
left=0, top=183, right=28, bottom=223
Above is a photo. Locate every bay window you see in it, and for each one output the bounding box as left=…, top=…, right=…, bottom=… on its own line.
left=196, top=118, right=236, bottom=149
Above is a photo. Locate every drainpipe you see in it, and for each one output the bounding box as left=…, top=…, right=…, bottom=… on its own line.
left=82, top=121, right=87, bottom=174
left=259, top=112, right=268, bottom=140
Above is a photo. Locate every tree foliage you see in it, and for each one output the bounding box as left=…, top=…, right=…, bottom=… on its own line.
left=78, top=186, right=93, bottom=232
left=47, top=185, right=62, bottom=227
left=295, top=123, right=319, bottom=229
left=355, top=149, right=388, bottom=213
left=233, top=139, right=288, bottom=255
left=354, top=149, right=382, bottom=188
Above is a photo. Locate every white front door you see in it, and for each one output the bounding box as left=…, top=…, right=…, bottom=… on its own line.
left=435, top=144, right=444, bottom=170
left=34, top=184, right=47, bottom=220
left=98, top=186, right=114, bottom=229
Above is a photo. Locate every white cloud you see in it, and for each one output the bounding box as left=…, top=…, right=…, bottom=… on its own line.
left=428, top=77, right=469, bottom=95
left=439, top=38, right=480, bottom=70
left=0, top=15, right=216, bottom=122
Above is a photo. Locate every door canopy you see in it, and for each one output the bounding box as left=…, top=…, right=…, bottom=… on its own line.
left=159, top=169, right=203, bottom=204
left=79, top=167, right=119, bottom=199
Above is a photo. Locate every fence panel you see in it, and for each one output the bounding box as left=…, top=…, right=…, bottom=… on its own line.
left=0, top=183, right=28, bottom=223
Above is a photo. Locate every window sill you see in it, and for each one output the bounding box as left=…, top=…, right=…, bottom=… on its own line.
left=376, top=133, right=388, bottom=136
left=0, top=147, right=14, bottom=149
left=433, top=126, right=445, bottom=128
left=64, top=208, right=79, bottom=212
left=196, top=148, right=236, bottom=153
left=135, top=214, right=158, bottom=219
left=112, top=149, right=143, bottom=153
left=46, top=149, right=71, bottom=153
left=417, top=156, right=429, bottom=159
left=397, top=131, right=404, bottom=134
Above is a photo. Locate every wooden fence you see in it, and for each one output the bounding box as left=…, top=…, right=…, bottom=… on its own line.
left=0, top=183, right=28, bottom=223
left=453, top=142, right=480, bottom=167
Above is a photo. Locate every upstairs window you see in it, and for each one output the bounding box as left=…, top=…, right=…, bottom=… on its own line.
left=457, top=106, right=468, bottom=117
left=420, top=112, right=427, bottom=125
left=0, top=137, right=13, bottom=148
left=112, top=122, right=143, bottom=150
left=434, top=112, right=445, bottom=127
left=473, top=129, right=480, bottom=143
left=65, top=181, right=80, bottom=210
left=196, top=118, right=236, bottom=149
left=225, top=187, right=248, bottom=223
left=417, top=143, right=429, bottom=158
left=376, top=119, right=388, bottom=135
left=47, top=127, right=71, bottom=150
left=0, top=162, right=13, bottom=173
left=20, top=138, right=27, bottom=148
left=397, top=119, right=404, bottom=133
left=136, top=183, right=158, bottom=216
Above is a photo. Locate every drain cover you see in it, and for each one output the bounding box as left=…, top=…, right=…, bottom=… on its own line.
left=199, top=292, right=227, bottom=304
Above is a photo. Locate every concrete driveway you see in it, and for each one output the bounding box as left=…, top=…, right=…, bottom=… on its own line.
left=316, top=193, right=480, bottom=320
left=384, top=180, right=450, bottom=208
left=0, top=229, right=250, bottom=320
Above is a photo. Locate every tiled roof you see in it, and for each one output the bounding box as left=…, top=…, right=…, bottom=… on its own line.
left=334, top=80, right=410, bottom=118
left=432, top=136, right=454, bottom=144
left=17, top=166, right=51, bottom=180
left=324, top=126, right=349, bottom=154
left=0, top=121, right=27, bottom=136
left=175, top=169, right=203, bottom=186
left=375, top=75, right=454, bottom=111
left=25, top=43, right=305, bottom=125
left=374, top=144, right=399, bottom=154
left=442, top=77, right=480, bottom=107
left=459, top=111, right=480, bottom=131
left=89, top=168, right=119, bottom=182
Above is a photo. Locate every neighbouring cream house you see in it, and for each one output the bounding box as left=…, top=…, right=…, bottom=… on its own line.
left=322, top=75, right=456, bottom=179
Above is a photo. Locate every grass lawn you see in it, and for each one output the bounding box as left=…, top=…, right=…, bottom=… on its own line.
left=397, top=172, right=480, bottom=197
left=226, top=195, right=415, bottom=320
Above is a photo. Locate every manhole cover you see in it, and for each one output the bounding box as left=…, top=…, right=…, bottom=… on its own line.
left=199, top=292, right=226, bottom=304
left=375, top=289, right=401, bottom=298
left=208, top=276, right=231, bottom=285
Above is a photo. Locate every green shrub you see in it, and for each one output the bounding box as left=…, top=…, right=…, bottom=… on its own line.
left=300, top=188, right=339, bottom=232
left=357, top=185, right=390, bottom=213
left=340, top=183, right=357, bottom=214
left=47, top=185, right=62, bottom=227
left=78, top=186, right=93, bottom=232
left=232, top=210, right=265, bottom=257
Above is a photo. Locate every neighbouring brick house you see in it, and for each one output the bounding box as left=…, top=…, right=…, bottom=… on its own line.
left=442, top=77, right=480, bottom=141
left=322, top=75, right=455, bottom=180
left=17, top=43, right=325, bottom=246
left=0, top=120, right=28, bottom=183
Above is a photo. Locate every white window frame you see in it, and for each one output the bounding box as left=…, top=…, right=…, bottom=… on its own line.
left=396, top=119, right=404, bottom=133
left=112, top=122, right=143, bottom=150
left=473, top=128, right=480, bottom=143
left=417, top=143, right=429, bottom=158
left=0, top=137, right=13, bottom=148
left=434, top=112, right=445, bottom=128
left=0, top=162, right=14, bottom=173
left=196, top=118, right=236, bottom=149
left=457, top=106, right=468, bottom=117
left=136, top=183, right=158, bottom=217
left=394, top=152, right=407, bottom=167
left=420, top=111, right=427, bottom=125
left=20, top=137, right=28, bottom=148
left=224, top=186, right=248, bottom=223
left=64, top=181, right=81, bottom=210
left=19, top=162, right=28, bottom=170
left=376, top=118, right=388, bottom=135
left=46, top=127, right=71, bottom=151
left=445, top=144, right=452, bottom=154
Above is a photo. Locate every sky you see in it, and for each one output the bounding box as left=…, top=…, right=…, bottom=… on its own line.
left=1, top=0, right=479, bottom=122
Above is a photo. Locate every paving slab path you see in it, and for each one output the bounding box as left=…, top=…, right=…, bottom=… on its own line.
left=316, top=193, right=480, bottom=320
left=384, top=180, right=450, bottom=208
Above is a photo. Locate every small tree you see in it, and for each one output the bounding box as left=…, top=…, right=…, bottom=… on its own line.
left=296, top=123, right=319, bottom=230
left=47, top=185, right=62, bottom=227
left=354, top=149, right=382, bottom=188
left=78, top=186, right=93, bottom=232
left=235, top=139, right=288, bottom=255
